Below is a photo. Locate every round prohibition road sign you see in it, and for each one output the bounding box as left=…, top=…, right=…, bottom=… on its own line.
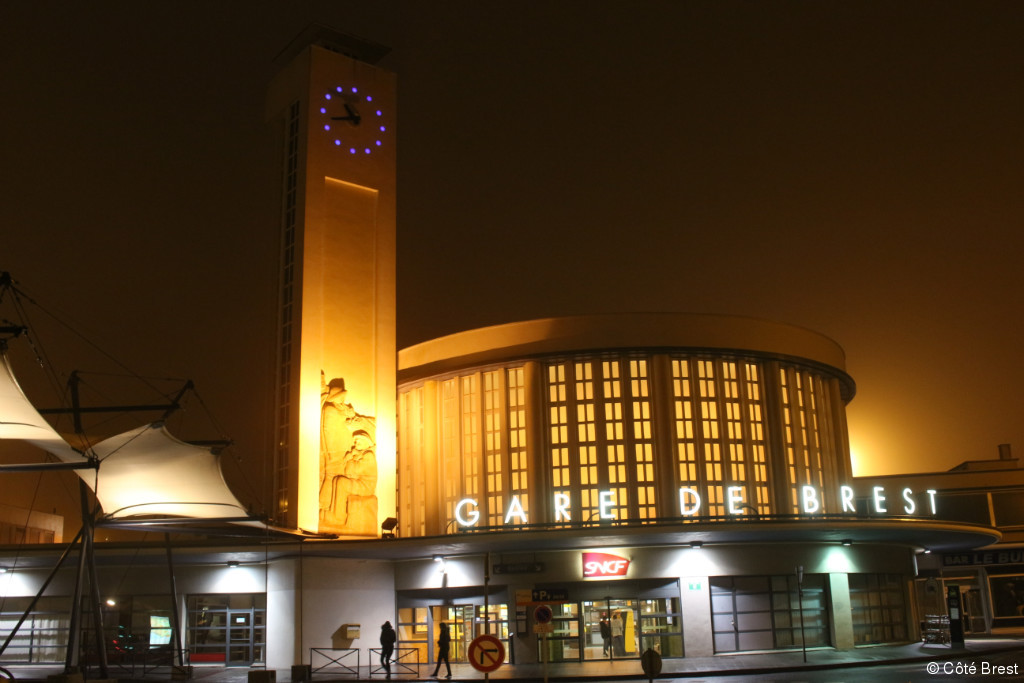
left=468, top=634, right=506, bottom=673
left=533, top=604, right=554, bottom=624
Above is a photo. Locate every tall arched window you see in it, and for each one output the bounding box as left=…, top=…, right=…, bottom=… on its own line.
left=544, top=356, right=656, bottom=525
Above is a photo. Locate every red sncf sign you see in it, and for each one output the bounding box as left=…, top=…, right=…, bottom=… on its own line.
left=582, top=552, right=630, bottom=578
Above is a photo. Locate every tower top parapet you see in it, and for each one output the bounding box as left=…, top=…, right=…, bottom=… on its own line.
left=273, top=24, right=391, bottom=69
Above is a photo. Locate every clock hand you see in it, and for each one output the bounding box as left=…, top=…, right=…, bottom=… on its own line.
left=331, top=103, right=361, bottom=125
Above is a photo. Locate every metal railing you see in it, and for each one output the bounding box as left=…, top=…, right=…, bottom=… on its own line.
left=367, top=647, right=420, bottom=678
left=309, top=647, right=359, bottom=677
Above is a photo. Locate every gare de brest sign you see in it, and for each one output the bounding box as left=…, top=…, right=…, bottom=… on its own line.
left=453, top=485, right=939, bottom=528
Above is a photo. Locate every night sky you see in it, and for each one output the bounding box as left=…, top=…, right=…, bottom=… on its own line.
left=2, top=2, right=1023, bottom=517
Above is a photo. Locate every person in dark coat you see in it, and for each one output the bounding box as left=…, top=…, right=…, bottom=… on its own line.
left=599, top=614, right=611, bottom=656
left=379, top=621, right=397, bottom=679
left=430, top=621, right=452, bottom=679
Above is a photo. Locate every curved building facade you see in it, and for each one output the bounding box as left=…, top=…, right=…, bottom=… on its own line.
left=398, top=313, right=859, bottom=536
left=387, top=314, right=998, bottom=665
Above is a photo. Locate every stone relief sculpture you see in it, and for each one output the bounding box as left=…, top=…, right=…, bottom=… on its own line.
left=319, top=371, right=378, bottom=535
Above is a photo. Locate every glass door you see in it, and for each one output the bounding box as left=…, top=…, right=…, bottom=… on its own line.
left=186, top=594, right=265, bottom=667
left=397, top=607, right=430, bottom=665
left=227, top=610, right=253, bottom=666
left=638, top=597, right=683, bottom=658
left=430, top=605, right=472, bottom=663
left=474, top=603, right=512, bottom=662
left=607, top=600, right=639, bottom=658
left=581, top=601, right=609, bottom=660
left=964, top=587, right=985, bottom=633
left=538, top=602, right=579, bottom=662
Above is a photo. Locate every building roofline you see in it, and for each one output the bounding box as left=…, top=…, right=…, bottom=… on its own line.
left=399, top=313, right=854, bottom=397
left=273, top=24, right=391, bottom=68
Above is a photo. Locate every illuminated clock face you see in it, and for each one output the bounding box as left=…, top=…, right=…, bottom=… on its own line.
left=318, top=85, right=387, bottom=155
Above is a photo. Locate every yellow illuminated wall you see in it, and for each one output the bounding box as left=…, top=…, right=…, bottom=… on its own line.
left=268, top=38, right=397, bottom=536
left=397, top=344, right=854, bottom=537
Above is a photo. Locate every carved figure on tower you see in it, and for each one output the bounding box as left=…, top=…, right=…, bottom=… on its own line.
left=319, top=371, right=378, bottom=534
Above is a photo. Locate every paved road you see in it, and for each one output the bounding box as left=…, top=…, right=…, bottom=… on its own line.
left=676, top=647, right=1024, bottom=683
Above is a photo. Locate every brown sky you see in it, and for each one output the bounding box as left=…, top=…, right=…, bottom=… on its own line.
left=2, top=1, right=1023, bottom=517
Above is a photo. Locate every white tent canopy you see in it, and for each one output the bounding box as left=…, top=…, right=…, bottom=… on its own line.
left=0, top=351, right=89, bottom=466
left=90, top=423, right=248, bottom=520
left=1, top=352, right=249, bottom=522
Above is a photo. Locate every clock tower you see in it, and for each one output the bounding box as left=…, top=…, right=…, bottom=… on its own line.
left=267, top=28, right=396, bottom=536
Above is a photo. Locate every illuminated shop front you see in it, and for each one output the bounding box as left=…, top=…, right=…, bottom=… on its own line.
left=857, top=454, right=1024, bottom=636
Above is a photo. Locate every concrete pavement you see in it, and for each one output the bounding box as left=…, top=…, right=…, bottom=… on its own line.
left=3, top=637, right=1023, bottom=682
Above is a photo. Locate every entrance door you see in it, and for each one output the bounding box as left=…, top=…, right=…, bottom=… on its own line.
left=430, top=605, right=472, bottom=663
left=227, top=609, right=254, bottom=666
left=186, top=594, right=265, bottom=667
left=942, top=578, right=985, bottom=635
left=538, top=602, right=580, bottom=662
left=710, top=577, right=773, bottom=652
left=582, top=599, right=639, bottom=659
left=954, top=585, right=985, bottom=634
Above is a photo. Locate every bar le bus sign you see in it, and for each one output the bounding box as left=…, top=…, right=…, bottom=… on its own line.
left=452, top=485, right=939, bottom=528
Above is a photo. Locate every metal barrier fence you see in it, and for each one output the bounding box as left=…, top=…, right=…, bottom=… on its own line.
left=310, top=647, right=359, bottom=677
left=367, top=647, right=420, bottom=678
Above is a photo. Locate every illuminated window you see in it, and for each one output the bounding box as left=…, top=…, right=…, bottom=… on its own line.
left=549, top=363, right=572, bottom=525
left=577, top=361, right=599, bottom=521
left=672, top=357, right=770, bottom=518
left=780, top=367, right=829, bottom=513
left=630, top=360, right=656, bottom=520
left=603, top=361, right=628, bottom=520
left=398, top=386, right=426, bottom=537
left=544, top=356, right=659, bottom=525
left=462, top=374, right=481, bottom=507
left=430, top=379, right=454, bottom=529
left=397, top=607, right=430, bottom=666
left=433, top=367, right=529, bottom=530
left=672, top=359, right=699, bottom=487
left=483, top=370, right=504, bottom=526
left=507, top=367, right=529, bottom=519
left=745, top=364, right=769, bottom=513
left=0, top=596, right=70, bottom=663
left=397, top=345, right=852, bottom=533
left=698, top=360, right=725, bottom=517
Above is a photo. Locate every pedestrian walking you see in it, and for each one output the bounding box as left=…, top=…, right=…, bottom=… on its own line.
left=430, top=621, right=451, bottom=679
left=379, top=620, right=396, bottom=679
